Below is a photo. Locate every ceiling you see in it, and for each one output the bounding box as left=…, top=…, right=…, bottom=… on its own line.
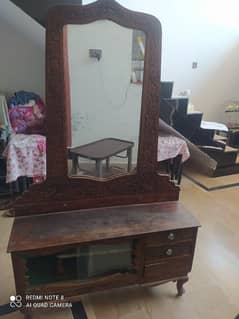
left=10, top=0, right=83, bottom=26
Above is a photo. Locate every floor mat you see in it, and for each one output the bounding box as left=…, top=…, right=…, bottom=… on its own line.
left=183, top=167, right=239, bottom=191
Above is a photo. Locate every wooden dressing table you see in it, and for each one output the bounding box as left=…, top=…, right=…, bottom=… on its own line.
left=7, top=1, right=199, bottom=318
left=9, top=202, right=198, bottom=297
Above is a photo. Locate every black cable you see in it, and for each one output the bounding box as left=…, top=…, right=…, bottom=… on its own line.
left=0, top=303, right=19, bottom=316
left=71, top=302, right=88, bottom=319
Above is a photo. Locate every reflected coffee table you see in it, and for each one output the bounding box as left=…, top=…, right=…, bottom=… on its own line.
left=70, top=138, right=134, bottom=177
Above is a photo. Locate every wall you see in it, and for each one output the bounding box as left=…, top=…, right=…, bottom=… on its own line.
left=67, top=21, right=142, bottom=163
left=0, top=0, right=45, bottom=99
left=83, top=0, right=239, bottom=123
left=2, top=0, right=239, bottom=123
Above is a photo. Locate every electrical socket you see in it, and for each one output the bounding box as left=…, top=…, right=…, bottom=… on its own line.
left=89, top=49, right=102, bottom=61
left=192, top=61, right=198, bottom=69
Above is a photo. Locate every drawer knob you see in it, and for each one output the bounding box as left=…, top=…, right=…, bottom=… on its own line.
left=166, top=248, right=173, bottom=256
left=168, top=233, right=175, bottom=240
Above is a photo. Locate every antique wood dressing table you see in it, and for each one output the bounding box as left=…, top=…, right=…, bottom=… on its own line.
left=7, top=1, right=199, bottom=318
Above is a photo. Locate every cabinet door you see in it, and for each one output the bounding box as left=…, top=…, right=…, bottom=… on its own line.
left=18, top=238, right=144, bottom=296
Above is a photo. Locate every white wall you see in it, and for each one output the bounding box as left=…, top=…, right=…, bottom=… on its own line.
left=2, top=0, right=239, bottom=123
left=0, top=0, right=45, bottom=99
left=83, top=0, right=239, bottom=123
left=67, top=21, right=142, bottom=162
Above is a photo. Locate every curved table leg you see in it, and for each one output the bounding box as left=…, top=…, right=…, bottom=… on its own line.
left=72, top=155, right=78, bottom=175
left=127, top=148, right=132, bottom=172
left=106, top=157, right=110, bottom=171
left=176, top=276, right=189, bottom=296
left=96, top=159, right=103, bottom=177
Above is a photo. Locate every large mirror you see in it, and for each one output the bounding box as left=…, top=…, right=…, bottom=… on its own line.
left=65, top=20, right=146, bottom=179
left=13, top=1, right=166, bottom=216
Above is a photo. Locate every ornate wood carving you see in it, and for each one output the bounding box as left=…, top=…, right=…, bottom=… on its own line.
left=13, top=0, right=179, bottom=216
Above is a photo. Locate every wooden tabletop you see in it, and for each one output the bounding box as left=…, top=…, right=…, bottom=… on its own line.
left=8, top=201, right=200, bottom=253
left=70, top=138, right=134, bottom=160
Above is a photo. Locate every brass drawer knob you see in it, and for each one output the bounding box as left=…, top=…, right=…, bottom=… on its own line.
left=168, top=233, right=175, bottom=240
left=166, top=248, right=173, bottom=256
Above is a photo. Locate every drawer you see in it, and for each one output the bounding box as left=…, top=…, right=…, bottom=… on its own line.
left=145, top=242, right=193, bottom=265
left=144, top=256, right=192, bottom=282
left=145, top=228, right=195, bottom=247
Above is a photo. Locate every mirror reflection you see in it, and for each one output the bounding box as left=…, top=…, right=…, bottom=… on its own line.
left=65, top=20, right=145, bottom=178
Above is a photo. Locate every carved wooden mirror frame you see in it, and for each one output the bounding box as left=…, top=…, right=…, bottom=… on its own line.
left=13, top=0, right=179, bottom=216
